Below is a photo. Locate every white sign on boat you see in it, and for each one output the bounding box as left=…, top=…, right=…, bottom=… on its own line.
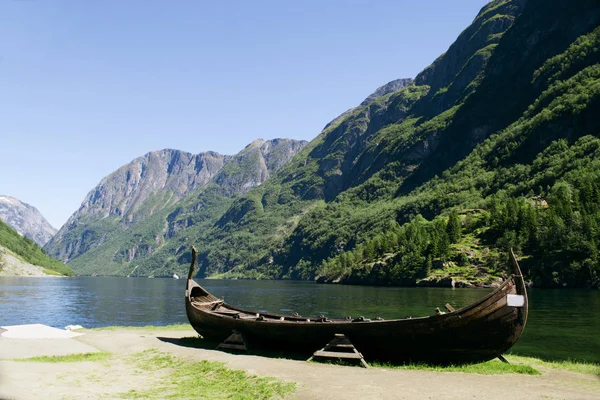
left=506, top=294, right=525, bottom=307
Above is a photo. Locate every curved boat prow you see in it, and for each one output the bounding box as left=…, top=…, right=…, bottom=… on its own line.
left=509, top=248, right=523, bottom=277
left=186, top=246, right=220, bottom=301
left=509, top=248, right=528, bottom=329
left=188, top=246, right=198, bottom=281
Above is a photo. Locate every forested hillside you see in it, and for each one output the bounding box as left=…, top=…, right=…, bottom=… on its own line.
left=0, top=195, right=57, bottom=246
left=47, top=0, right=600, bottom=288
left=0, top=220, right=73, bottom=276
left=163, top=0, right=600, bottom=288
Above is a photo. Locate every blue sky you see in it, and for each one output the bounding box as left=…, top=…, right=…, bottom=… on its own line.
left=0, top=0, right=488, bottom=229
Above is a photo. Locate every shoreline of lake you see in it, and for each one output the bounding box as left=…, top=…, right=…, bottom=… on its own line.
left=6, top=271, right=600, bottom=291
left=2, top=276, right=599, bottom=364
left=1, top=325, right=598, bottom=400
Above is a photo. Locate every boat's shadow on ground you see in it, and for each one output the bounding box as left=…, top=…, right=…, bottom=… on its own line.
left=158, top=336, right=600, bottom=377
left=157, top=336, right=310, bottom=361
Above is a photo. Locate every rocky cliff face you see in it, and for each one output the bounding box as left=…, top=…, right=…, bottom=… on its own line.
left=72, top=149, right=226, bottom=224
left=360, top=78, right=414, bottom=107
left=0, top=195, right=57, bottom=246
left=214, top=138, right=308, bottom=197
left=45, top=149, right=226, bottom=262
left=44, top=138, right=307, bottom=271
left=414, top=0, right=526, bottom=106
left=278, top=4, right=529, bottom=205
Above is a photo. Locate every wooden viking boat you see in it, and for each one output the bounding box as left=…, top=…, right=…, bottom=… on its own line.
left=185, top=247, right=528, bottom=364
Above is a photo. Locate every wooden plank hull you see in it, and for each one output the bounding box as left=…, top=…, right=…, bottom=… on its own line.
left=185, top=249, right=528, bottom=364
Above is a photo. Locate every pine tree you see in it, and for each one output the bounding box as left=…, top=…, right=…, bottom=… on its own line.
left=446, top=211, right=462, bottom=243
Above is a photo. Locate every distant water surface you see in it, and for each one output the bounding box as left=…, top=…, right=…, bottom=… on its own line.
left=0, top=277, right=598, bottom=363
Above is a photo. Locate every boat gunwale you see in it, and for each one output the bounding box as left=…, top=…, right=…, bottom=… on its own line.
left=186, top=275, right=517, bottom=326
left=185, top=247, right=526, bottom=326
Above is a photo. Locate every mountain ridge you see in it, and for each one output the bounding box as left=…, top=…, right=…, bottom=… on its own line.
left=161, top=0, right=600, bottom=288
left=45, top=138, right=308, bottom=274
left=0, top=195, right=57, bottom=246
left=44, top=0, right=600, bottom=288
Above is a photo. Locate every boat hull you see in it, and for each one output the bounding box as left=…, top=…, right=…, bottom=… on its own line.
left=185, top=249, right=528, bottom=364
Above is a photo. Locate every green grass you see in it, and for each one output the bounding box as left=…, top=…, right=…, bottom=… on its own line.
left=79, top=327, right=599, bottom=378
left=14, top=352, right=111, bottom=363
left=84, top=323, right=192, bottom=332
left=371, top=358, right=539, bottom=375
left=42, top=268, right=65, bottom=276
left=0, top=219, right=74, bottom=276
left=372, top=355, right=600, bottom=376
left=164, top=334, right=599, bottom=378
left=120, top=349, right=296, bottom=399
left=507, top=355, right=600, bottom=376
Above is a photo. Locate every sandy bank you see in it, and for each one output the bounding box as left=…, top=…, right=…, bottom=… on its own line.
left=0, top=326, right=598, bottom=400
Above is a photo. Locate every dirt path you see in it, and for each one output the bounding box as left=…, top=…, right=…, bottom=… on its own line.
left=1, top=327, right=599, bottom=400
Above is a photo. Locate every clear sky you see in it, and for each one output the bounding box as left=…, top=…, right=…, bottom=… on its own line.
left=0, top=0, right=488, bottom=230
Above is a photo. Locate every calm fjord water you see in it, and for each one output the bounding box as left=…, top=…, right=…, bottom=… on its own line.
left=1, top=277, right=598, bottom=363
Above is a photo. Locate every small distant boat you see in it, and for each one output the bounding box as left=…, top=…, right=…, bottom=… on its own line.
left=172, top=274, right=180, bottom=280
left=185, top=246, right=528, bottom=364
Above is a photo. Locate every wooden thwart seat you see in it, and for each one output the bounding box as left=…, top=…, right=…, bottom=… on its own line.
left=214, top=310, right=241, bottom=316
left=191, top=299, right=224, bottom=309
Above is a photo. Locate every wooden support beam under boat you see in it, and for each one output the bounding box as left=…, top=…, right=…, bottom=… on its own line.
left=217, top=330, right=248, bottom=352
left=308, top=334, right=369, bottom=368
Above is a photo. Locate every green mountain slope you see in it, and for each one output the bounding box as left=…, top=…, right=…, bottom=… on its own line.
left=0, top=220, right=73, bottom=276
left=163, top=0, right=600, bottom=288
left=58, top=139, right=307, bottom=276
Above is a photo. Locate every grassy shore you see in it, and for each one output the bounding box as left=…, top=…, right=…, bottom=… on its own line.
left=372, top=355, right=600, bottom=376
left=12, top=348, right=295, bottom=399
left=506, top=355, right=600, bottom=376
left=370, top=358, right=540, bottom=375
left=120, top=349, right=295, bottom=399
left=4, top=325, right=599, bottom=400
left=20, top=348, right=598, bottom=377
left=82, top=323, right=191, bottom=332
left=14, top=352, right=112, bottom=363
left=80, top=324, right=600, bottom=377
